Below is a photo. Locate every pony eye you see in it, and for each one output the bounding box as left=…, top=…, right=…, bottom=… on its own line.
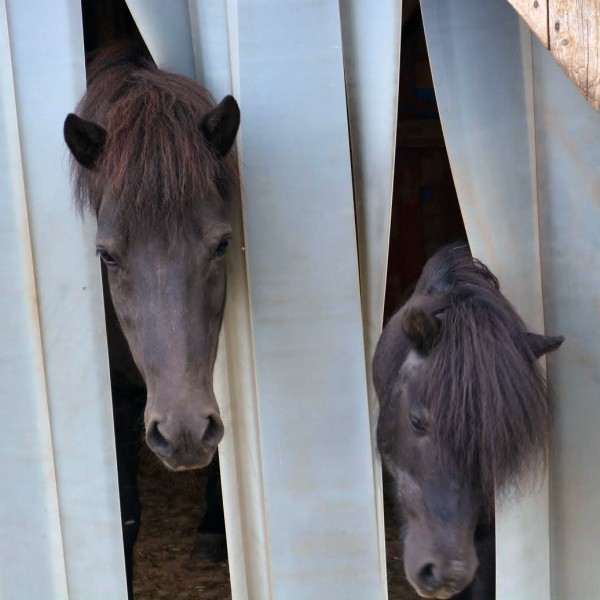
left=409, top=412, right=428, bottom=435
left=96, top=248, right=118, bottom=267
left=213, top=235, right=232, bottom=257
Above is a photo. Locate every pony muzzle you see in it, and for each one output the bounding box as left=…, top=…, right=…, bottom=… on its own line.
left=144, top=411, right=224, bottom=470
left=407, top=555, right=478, bottom=599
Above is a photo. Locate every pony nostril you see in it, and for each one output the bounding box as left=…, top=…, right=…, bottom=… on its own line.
left=418, top=563, right=438, bottom=589
left=146, top=420, right=172, bottom=456
left=201, top=414, right=224, bottom=449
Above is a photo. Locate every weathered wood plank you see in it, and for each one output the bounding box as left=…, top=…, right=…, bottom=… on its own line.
left=506, top=0, right=550, bottom=47
left=549, top=0, right=600, bottom=111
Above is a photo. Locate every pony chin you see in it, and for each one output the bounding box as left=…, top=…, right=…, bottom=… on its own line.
left=158, top=449, right=217, bottom=472
left=170, top=461, right=213, bottom=472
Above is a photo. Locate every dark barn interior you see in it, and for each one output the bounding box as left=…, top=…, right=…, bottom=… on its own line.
left=80, top=1, right=465, bottom=598
left=384, top=4, right=465, bottom=320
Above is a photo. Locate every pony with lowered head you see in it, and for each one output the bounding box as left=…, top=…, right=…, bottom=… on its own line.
left=373, top=243, right=563, bottom=599
left=64, top=43, right=239, bottom=596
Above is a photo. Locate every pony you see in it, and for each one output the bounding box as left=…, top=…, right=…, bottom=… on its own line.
left=373, top=243, right=563, bottom=599
left=63, top=43, right=239, bottom=597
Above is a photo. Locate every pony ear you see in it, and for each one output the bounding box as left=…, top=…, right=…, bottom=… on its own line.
left=524, top=332, right=564, bottom=358
left=201, top=95, right=240, bottom=156
left=401, top=305, right=442, bottom=355
left=64, top=113, right=106, bottom=169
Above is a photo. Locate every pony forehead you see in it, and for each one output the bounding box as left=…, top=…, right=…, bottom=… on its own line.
left=400, top=350, right=424, bottom=377
left=71, top=46, right=238, bottom=231
left=391, top=350, right=425, bottom=401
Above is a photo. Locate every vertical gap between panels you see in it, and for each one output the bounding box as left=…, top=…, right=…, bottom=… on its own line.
left=223, top=1, right=274, bottom=597
left=337, top=2, right=404, bottom=596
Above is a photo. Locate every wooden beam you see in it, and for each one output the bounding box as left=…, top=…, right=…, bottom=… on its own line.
left=506, top=0, right=550, bottom=47
left=549, top=0, right=600, bottom=111
left=505, top=0, right=600, bottom=112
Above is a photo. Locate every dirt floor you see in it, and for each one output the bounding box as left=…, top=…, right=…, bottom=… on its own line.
left=385, top=504, right=420, bottom=600
left=133, top=446, right=417, bottom=600
left=133, top=447, right=231, bottom=600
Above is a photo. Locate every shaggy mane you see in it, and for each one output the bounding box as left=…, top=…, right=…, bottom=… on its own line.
left=71, top=42, right=238, bottom=230
left=379, top=243, right=552, bottom=504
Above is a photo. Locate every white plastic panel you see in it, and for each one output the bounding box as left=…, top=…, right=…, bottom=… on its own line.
left=1, top=0, right=126, bottom=598
left=420, top=2, right=549, bottom=598
left=0, top=1, right=67, bottom=595
left=189, top=2, right=272, bottom=598
left=235, top=1, right=383, bottom=597
left=339, top=2, right=402, bottom=594
left=125, top=0, right=196, bottom=78
left=531, top=41, right=600, bottom=600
